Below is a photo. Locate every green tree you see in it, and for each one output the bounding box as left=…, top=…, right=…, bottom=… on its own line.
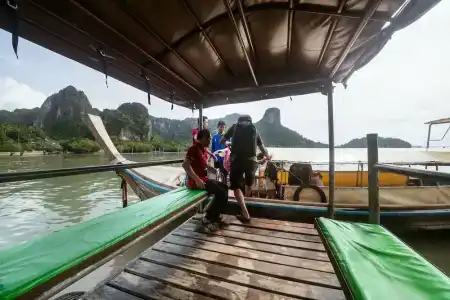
left=65, top=139, right=100, bottom=154
left=0, top=140, right=21, bottom=154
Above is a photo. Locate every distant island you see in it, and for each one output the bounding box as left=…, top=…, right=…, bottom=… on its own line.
left=338, top=137, right=412, bottom=148
left=0, top=85, right=412, bottom=155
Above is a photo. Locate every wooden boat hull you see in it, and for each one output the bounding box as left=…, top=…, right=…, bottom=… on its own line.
left=275, top=169, right=409, bottom=187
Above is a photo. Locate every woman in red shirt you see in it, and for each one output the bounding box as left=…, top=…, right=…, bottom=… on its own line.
left=183, top=129, right=228, bottom=231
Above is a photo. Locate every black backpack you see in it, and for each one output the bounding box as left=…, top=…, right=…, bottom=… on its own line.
left=231, top=115, right=257, bottom=158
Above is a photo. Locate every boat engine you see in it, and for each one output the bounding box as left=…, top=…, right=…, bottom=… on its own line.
left=288, top=163, right=313, bottom=185
left=288, top=163, right=327, bottom=203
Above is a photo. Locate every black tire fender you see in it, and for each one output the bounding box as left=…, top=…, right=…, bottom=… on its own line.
left=293, top=185, right=327, bottom=203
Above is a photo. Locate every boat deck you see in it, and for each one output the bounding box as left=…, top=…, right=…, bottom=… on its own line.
left=83, top=215, right=344, bottom=300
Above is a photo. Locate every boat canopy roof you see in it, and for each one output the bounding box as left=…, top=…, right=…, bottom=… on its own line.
left=425, top=118, right=450, bottom=125
left=0, top=0, right=440, bottom=108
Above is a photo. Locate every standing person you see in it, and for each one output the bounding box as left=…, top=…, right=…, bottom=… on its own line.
left=263, top=158, right=279, bottom=199
left=182, top=129, right=228, bottom=231
left=221, top=115, right=269, bottom=222
left=192, top=116, right=208, bottom=143
left=211, top=121, right=228, bottom=180
left=192, top=116, right=216, bottom=163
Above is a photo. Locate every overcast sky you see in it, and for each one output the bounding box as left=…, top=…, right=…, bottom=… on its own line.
left=1, top=2, right=449, bottom=146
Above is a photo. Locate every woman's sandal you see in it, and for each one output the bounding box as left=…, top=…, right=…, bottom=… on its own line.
left=236, top=214, right=251, bottom=223
left=217, top=215, right=229, bottom=227
left=202, top=217, right=219, bottom=232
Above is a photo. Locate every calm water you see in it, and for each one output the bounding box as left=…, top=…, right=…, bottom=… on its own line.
left=0, top=152, right=183, bottom=249
left=1, top=149, right=450, bottom=275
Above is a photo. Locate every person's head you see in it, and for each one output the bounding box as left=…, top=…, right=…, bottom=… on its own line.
left=237, top=115, right=252, bottom=124
left=196, top=129, right=211, bottom=147
left=217, top=121, right=225, bottom=134
left=198, top=116, right=208, bottom=129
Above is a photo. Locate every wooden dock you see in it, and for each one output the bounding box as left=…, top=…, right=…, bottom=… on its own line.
left=84, top=215, right=344, bottom=300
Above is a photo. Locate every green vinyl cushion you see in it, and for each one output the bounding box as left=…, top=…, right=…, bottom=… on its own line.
left=317, top=217, right=450, bottom=300
left=0, top=187, right=206, bottom=299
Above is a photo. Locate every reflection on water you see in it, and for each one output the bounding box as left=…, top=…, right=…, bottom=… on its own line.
left=0, top=152, right=183, bottom=249
left=1, top=150, right=450, bottom=276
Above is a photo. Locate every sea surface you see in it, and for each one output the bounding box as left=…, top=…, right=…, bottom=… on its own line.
left=1, top=148, right=450, bottom=275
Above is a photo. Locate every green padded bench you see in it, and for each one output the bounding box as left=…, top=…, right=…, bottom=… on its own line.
left=0, top=187, right=206, bottom=300
left=315, top=217, right=450, bottom=300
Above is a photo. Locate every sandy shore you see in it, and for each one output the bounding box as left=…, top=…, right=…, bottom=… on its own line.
left=0, top=151, right=46, bottom=157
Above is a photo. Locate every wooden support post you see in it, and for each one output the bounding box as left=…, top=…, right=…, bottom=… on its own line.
left=327, top=84, right=335, bottom=219
left=426, top=124, right=432, bottom=149
left=198, top=103, right=204, bottom=130
left=367, top=133, right=380, bottom=224
left=198, top=103, right=204, bottom=213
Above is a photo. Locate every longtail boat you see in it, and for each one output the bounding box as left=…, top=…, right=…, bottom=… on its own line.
left=88, top=113, right=450, bottom=231
left=1, top=1, right=450, bottom=299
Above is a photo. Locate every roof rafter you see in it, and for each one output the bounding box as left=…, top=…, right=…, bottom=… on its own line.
left=116, top=0, right=211, bottom=88
left=179, top=0, right=234, bottom=77
left=19, top=15, right=184, bottom=103
left=236, top=0, right=257, bottom=62
left=28, top=0, right=189, bottom=102
left=330, top=0, right=384, bottom=79
left=69, top=0, right=204, bottom=98
left=223, top=0, right=258, bottom=86
left=317, top=0, right=348, bottom=70
left=155, top=2, right=389, bottom=61
left=286, top=0, right=294, bottom=62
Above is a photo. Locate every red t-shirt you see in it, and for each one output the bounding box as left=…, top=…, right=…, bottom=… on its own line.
left=186, top=142, right=208, bottom=189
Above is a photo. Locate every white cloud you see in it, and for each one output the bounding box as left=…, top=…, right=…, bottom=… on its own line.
left=0, top=77, right=46, bottom=110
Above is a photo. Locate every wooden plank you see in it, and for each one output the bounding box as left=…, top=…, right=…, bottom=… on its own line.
left=126, top=258, right=299, bottom=300
left=172, top=229, right=330, bottom=262
left=180, top=223, right=326, bottom=252
left=140, top=250, right=345, bottom=300
left=84, top=285, right=141, bottom=300
left=193, top=215, right=319, bottom=236
left=194, top=213, right=315, bottom=229
left=160, top=235, right=334, bottom=273
left=151, top=241, right=340, bottom=289
left=108, top=272, right=214, bottom=300
left=189, top=219, right=322, bottom=243
left=239, top=217, right=315, bottom=229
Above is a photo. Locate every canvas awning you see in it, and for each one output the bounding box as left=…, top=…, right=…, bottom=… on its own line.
left=0, top=0, right=441, bottom=108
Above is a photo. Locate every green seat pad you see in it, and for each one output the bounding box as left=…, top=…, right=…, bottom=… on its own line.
left=317, top=217, right=450, bottom=300
left=0, top=187, right=206, bottom=299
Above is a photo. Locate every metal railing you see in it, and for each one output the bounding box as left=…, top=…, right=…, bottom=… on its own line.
left=0, top=159, right=184, bottom=183
left=367, top=133, right=450, bottom=225
left=374, top=164, right=450, bottom=184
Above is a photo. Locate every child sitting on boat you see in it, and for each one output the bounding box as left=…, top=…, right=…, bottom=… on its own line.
left=310, top=171, right=324, bottom=187
left=257, top=152, right=277, bottom=199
